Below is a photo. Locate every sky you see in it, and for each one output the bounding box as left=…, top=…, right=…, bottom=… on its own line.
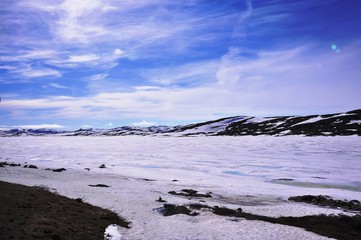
left=0, top=0, right=361, bottom=130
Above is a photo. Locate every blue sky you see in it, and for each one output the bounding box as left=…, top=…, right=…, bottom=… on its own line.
left=1, top=0, right=360, bottom=130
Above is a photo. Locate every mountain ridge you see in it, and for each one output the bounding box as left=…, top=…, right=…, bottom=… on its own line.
left=1, top=109, right=360, bottom=137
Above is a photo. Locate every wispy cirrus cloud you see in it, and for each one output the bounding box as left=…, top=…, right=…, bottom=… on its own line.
left=89, top=74, right=108, bottom=81
left=0, top=0, right=240, bottom=88
left=2, top=41, right=360, bottom=122
left=10, top=65, right=62, bottom=78
left=0, top=50, right=59, bottom=62
left=47, top=83, right=70, bottom=89
left=68, top=54, right=99, bottom=63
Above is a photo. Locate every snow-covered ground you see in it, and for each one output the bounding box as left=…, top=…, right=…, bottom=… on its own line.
left=1, top=136, right=360, bottom=239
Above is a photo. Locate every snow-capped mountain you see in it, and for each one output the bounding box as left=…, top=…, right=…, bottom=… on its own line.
left=166, top=116, right=247, bottom=136
left=1, top=109, right=360, bottom=137
left=65, top=126, right=178, bottom=136
left=219, top=109, right=361, bottom=136
left=0, top=128, right=67, bottom=137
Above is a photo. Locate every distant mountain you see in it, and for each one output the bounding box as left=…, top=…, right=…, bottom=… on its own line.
left=219, top=109, right=361, bottom=136
left=167, top=116, right=247, bottom=136
left=1, top=109, right=360, bottom=137
left=64, top=126, right=177, bottom=136
left=0, top=128, right=67, bottom=137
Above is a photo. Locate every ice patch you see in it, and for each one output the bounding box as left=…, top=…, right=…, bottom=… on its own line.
left=104, top=224, right=122, bottom=240
left=223, top=171, right=247, bottom=176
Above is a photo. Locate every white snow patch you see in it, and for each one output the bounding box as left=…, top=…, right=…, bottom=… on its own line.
left=347, top=120, right=361, bottom=124
left=132, top=120, right=156, bottom=127
left=178, top=116, right=246, bottom=135
left=244, top=117, right=272, bottom=123
left=104, top=224, right=122, bottom=240
left=291, top=116, right=323, bottom=126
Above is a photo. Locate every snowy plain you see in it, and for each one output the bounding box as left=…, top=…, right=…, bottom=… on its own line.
left=1, top=135, right=361, bottom=239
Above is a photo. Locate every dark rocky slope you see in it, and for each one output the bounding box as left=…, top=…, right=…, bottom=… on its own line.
left=219, top=109, right=361, bottom=136
left=0, top=181, right=129, bottom=240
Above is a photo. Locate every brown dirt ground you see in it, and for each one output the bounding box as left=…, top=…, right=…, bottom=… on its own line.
left=0, top=181, right=130, bottom=240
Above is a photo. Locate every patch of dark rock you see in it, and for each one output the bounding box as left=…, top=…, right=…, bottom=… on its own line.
left=312, top=176, right=326, bottom=179
left=0, top=162, right=21, bottom=167
left=240, top=210, right=361, bottom=240
left=172, top=179, right=179, bottom=182
left=161, top=204, right=199, bottom=217
left=88, top=184, right=110, bottom=188
left=84, top=168, right=90, bottom=171
left=24, top=165, right=38, bottom=169
left=274, top=178, right=293, bottom=181
left=229, top=219, right=239, bottom=222
left=142, top=178, right=156, bottom=182
left=52, top=168, right=66, bottom=172
left=288, top=195, right=361, bottom=212
left=275, top=214, right=361, bottom=240
left=192, top=204, right=361, bottom=240
left=188, top=203, right=213, bottom=210
left=99, top=164, right=106, bottom=169
left=213, top=206, right=243, bottom=216
left=0, top=181, right=130, bottom=240
left=74, top=198, right=85, bottom=203
left=168, top=189, right=212, bottom=198
left=156, top=197, right=166, bottom=203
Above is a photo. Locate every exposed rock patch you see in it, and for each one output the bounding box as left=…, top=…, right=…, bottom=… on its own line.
left=289, top=195, right=361, bottom=212
left=52, top=168, right=66, bottom=172
left=88, top=184, right=110, bottom=188
left=168, top=189, right=212, bottom=198
left=159, top=204, right=199, bottom=217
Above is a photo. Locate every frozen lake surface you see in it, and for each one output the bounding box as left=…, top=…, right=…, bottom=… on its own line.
left=1, top=136, right=360, bottom=239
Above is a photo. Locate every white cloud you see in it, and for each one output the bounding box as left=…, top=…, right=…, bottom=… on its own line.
left=0, top=125, right=11, bottom=130
left=0, top=65, right=18, bottom=71
left=0, top=63, right=62, bottom=79
left=48, top=83, right=70, bottom=89
left=15, top=0, right=234, bottom=57
left=2, top=43, right=361, bottom=120
left=0, top=50, right=59, bottom=62
left=113, top=49, right=124, bottom=56
left=132, top=120, right=157, bottom=127
left=18, top=66, right=62, bottom=78
left=89, top=73, right=108, bottom=81
left=16, top=124, right=66, bottom=129
left=216, top=46, right=305, bottom=86
left=68, top=54, right=99, bottom=63
left=54, top=0, right=108, bottom=43
left=0, top=0, right=240, bottom=81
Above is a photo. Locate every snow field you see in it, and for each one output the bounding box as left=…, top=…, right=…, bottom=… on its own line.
left=1, top=135, right=360, bottom=239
